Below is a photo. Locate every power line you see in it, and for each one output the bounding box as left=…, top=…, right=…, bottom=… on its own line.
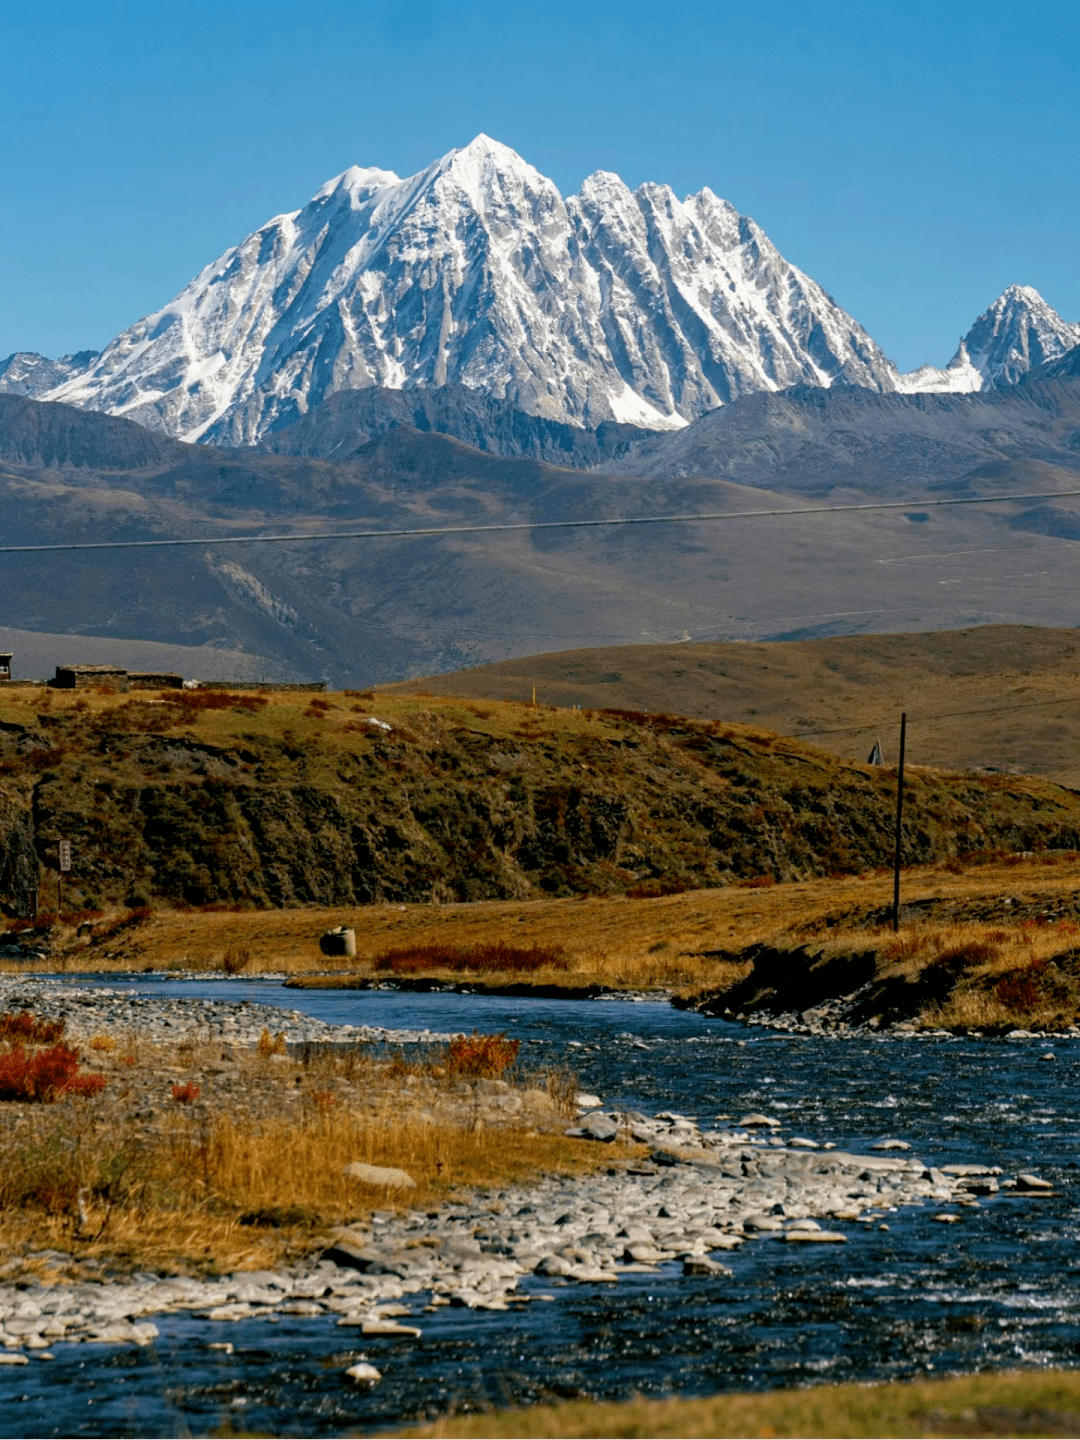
left=0, top=487, right=1079, bottom=554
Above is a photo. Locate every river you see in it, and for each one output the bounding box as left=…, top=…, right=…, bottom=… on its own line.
left=2, top=981, right=1077, bottom=1437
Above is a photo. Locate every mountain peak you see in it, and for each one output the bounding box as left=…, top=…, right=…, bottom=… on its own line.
left=960, top=285, right=1080, bottom=388
left=316, top=164, right=402, bottom=203
left=12, top=139, right=1006, bottom=441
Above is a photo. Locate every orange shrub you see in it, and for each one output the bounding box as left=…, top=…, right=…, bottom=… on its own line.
left=171, top=1081, right=201, bottom=1104
left=445, top=1032, right=520, bottom=1079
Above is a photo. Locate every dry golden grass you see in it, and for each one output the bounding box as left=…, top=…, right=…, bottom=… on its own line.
left=400, top=1368, right=1080, bottom=1439
left=777, top=909, right=1080, bottom=1031
left=0, top=1036, right=630, bottom=1274
left=25, top=849, right=1080, bottom=998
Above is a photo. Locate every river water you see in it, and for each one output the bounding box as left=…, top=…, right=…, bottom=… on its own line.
left=3, top=982, right=1078, bottom=1437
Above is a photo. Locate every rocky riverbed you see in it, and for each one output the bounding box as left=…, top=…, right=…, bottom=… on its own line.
left=0, top=975, right=458, bottom=1048
left=0, top=973, right=1053, bottom=1370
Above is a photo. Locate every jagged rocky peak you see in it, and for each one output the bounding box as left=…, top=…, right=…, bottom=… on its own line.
left=16, top=139, right=1079, bottom=443
left=0, top=349, right=99, bottom=397
left=962, top=284, right=1080, bottom=387
left=898, top=284, right=1080, bottom=393
left=27, top=137, right=905, bottom=443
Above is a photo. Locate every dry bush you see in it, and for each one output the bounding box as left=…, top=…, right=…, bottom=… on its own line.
left=0, top=1043, right=106, bottom=1102
left=170, top=1082, right=200, bottom=1104
left=163, top=691, right=268, bottom=717
left=257, top=1028, right=287, bottom=1056
left=626, top=879, right=692, bottom=899
left=221, top=944, right=252, bottom=974
left=445, top=1032, right=520, bottom=1079
left=0, top=1010, right=66, bottom=1045
left=374, top=941, right=570, bottom=974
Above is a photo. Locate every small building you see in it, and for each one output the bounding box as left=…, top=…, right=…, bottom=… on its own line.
left=52, top=665, right=130, bottom=690
left=0, top=653, right=11, bottom=682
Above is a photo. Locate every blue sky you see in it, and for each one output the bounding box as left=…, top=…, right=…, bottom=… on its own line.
left=2, top=0, right=1077, bottom=371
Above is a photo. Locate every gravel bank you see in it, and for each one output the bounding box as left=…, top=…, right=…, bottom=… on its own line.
left=0, top=976, right=1053, bottom=1369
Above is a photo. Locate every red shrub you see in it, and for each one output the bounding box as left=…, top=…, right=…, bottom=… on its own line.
left=374, top=942, right=568, bottom=974
left=445, top=1032, right=520, bottom=1079
left=626, top=879, right=692, bottom=899
left=996, top=961, right=1048, bottom=1011
left=171, top=1082, right=201, bottom=1104
left=0, top=1043, right=105, bottom=1101
left=0, top=1011, right=66, bottom=1045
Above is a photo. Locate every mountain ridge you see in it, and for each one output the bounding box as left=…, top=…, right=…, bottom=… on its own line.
left=8, top=137, right=1075, bottom=448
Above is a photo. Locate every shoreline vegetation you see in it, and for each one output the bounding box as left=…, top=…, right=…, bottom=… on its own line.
left=0, top=1016, right=611, bottom=1279
left=401, top=1369, right=1080, bottom=1439
left=12, top=849, right=1080, bottom=1033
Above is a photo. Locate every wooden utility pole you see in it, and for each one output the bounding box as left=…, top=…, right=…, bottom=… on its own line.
left=892, top=713, right=907, bottom=933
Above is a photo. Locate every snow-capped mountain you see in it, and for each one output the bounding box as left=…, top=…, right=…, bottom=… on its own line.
left=18, top=137, right=902, bottom=443
left=0, top=349, right=100, bottom=397
left=5, top=141, right=1077, bottom=442
left=896, top=285, right=1080, bottom=394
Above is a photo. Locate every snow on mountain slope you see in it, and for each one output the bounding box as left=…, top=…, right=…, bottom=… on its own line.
left=37, top=136, right=903, bottom=443
left=0, top=349, right=100, bottom=397
left=897, top=285, right=1080, bottom=393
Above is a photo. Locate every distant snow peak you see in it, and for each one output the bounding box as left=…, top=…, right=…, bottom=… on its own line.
left=898, top=284, right=1080, bottom=394
left=8, top=139, right=1077, bottom=441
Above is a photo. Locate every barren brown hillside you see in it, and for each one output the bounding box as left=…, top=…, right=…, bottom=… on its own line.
left=381, top=624, right=1080, bottom=786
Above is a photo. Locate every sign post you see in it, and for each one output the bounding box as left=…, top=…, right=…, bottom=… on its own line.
left=57, top=839, right=71, bottom=917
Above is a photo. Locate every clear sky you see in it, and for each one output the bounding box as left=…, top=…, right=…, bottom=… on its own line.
left=2, top=0, right=1077, bottom=372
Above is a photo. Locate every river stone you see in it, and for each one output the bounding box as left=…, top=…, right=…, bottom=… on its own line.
left=782, top=1229, right=847, bottom=1243
left=1016, top=1173, right=1054, bottom=1191
left=0, top=1353, right=28, bottom=1365
left=869, top=1140, right=910, bottom=1151
left=345, top=1362, right=381, bottom=1387
left=344, top=1163, right=416, bottom=1189
left=361, top=1320, right=421, bottom=1337
left=576, top=1093, right=603, bottom=1109
left=739, top=1114, right=781, bottom=1128
left=623, top=1243, right=666, bottom=1264
left=534, top=1255, right=573, bottom=1276
left=682, top=1257, right=732, bottom=1276
left=578, top=1114, right=618, bottom=1142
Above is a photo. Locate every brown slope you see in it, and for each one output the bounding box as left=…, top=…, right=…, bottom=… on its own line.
left=379, top=624, right=1080, bottom=787
left=4, top=686, right=1080, bottom=918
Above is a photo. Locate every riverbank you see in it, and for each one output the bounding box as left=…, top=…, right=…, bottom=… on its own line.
left=404, top=1368, right=1080, bottom=1438
left=0, top=975, right=1033, bottom=1321
left=11, top=850, right=1080, bottom=1033
left=0, top=975, right=615, bottom=1279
